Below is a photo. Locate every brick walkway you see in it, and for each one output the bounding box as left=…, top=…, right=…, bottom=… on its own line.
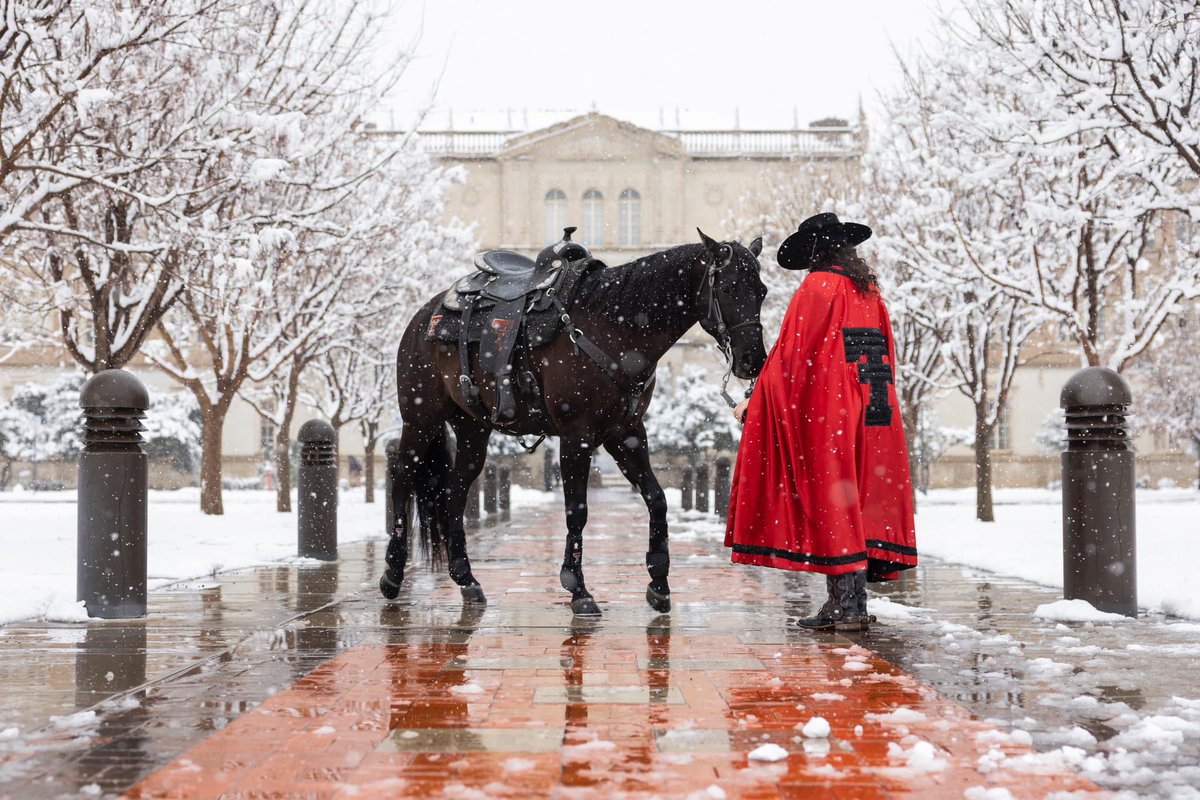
left=0, top=489, right=1128, bottom=800
left=0, top=488, right=1115, bottom=798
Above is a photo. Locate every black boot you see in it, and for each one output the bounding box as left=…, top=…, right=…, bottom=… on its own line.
left=854, top=569, right=876, bottom=628
left=796, top=571, right=869, bottom=632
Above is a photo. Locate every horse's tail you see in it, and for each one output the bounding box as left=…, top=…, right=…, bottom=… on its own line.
left=411, top=424, right=453, bottom=569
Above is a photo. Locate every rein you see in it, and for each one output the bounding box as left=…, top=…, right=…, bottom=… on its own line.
left=699, top=245, right=760, bottom=408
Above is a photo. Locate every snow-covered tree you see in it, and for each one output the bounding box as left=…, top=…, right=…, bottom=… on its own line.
left=644, top=365, right=739, bottom=457
left=141, top=0, right=465, bottom=515
left=144, top=391, right=202, bottom=474
left=0, top=372, right=86, bottom=482
left=1136, top=301, right=1200, bottom=489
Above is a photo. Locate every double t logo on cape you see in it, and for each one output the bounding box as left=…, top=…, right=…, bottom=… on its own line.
left=842, top=328, right=894, bottom=427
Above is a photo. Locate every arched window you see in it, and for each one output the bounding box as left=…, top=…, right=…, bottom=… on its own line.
left=581, top=188, right=604, bottom=247
left=618, top=188, right=641, bottom=247
left=544, top=188, right=567, bottom=244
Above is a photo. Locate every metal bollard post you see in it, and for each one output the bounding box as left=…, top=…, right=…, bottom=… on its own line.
left=498, top=465, right=511, bottom=520
left=298, top=420, right=338, bottom=561
left=78, top=369, right=150, bottom=619
left=384, top=438, right=402, bottom=536
left=681, top=465, right=694, bottom=511
left=543, top=447, right=554, bottom=492
left=1061, top=367, right=1137, bottom=617
left=465, top=477, right=481, bottom=524
left=695, top=464, right=710, bottom=513
left=714, top=456, right=732, bottom=520
left=483, top=463, right=498, bottom=516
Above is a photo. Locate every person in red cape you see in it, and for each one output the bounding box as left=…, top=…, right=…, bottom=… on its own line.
left=725, top=213, right=917, bottom=632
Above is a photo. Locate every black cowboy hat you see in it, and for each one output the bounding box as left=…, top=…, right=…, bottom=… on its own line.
left=776, top=212, right=872, bottom=270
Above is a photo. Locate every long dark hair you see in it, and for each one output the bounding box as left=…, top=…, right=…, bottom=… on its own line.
left=811, top=244, right=878, bottom=296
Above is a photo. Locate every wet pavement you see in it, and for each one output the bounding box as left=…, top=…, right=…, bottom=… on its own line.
left=0, top=488, right=1196, bottom=797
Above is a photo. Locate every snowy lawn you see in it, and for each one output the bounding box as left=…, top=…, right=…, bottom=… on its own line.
left=0, top=486, right=556, bottom=626
left=916, top=487, right=1200, bottom=620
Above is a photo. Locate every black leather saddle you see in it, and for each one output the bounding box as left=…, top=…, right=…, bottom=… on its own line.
left=428, top=228, right=598, bottom=425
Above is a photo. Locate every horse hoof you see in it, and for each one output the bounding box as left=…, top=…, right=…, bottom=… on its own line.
left=379, top=572, right=402, bottom=600
left=461, top=584, right=487, bottom=605
left=646, top=586, right=671, bottom=613
left=559, top=568, right=579, bottom=594
left=571, top=596, right=601, bottom=616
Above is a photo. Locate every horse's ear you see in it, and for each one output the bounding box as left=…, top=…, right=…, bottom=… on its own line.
left=697, top=228, right=720, bottom=254
left=749, top=236, right=763, bottom=257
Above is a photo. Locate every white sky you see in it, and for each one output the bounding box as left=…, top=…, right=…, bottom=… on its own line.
left=379, top=0, right=958, bottom=131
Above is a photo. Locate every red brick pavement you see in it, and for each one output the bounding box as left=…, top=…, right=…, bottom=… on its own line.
left=123, top=491, right=1107, bottom=799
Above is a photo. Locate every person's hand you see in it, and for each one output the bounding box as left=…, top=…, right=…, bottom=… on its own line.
left=733, top=399, right=750, bottom=425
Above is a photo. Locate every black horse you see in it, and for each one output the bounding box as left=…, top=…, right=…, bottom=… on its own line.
left=382, top=230, right=768, bottom=615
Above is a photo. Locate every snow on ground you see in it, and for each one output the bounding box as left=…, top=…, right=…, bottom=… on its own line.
left=0, top=487, right=557, bottom=626
left=916, top=487, right=1200, bottom=620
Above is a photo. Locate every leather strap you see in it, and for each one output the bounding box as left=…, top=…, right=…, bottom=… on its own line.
left=457, top=297, right=486, bottom=416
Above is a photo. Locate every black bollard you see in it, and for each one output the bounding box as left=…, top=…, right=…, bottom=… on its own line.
left=695, top=464, right=710, bottom=513
left=297, top=420, right=338, bottom=561
left=715, top=456, right=732, bottom=520
left=384, top=438, right=402, bottom=536
left=1061, top=367, right=1137, bottom=617
left=77, top=369, right=150, bottom=619
left=483, top=463, right=498, bottom=516
left=681, top=465, right=694, bottom=511
left=543, top=447, right=554, bottom=492
left=465, top=477, right=481, bottom=524
left=499, top=465, right=512, bottom=520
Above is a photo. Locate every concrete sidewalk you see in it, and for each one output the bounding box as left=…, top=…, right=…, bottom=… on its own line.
left=0, top=487, right=1194, bottom=798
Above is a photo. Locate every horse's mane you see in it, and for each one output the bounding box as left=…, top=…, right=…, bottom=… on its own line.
left=575, top=243, right=703, bottom=329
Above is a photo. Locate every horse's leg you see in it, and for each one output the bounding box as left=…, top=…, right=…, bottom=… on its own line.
left=445, top=416, right=491, bottom=605
left=604, top=423, right=672, bottom=612
left=558, top=442, right=600, bottom=616
left=380, top=424, right=438, bottom=600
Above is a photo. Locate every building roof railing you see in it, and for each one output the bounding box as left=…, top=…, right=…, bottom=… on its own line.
left=404, top=126, right=863, bottom=159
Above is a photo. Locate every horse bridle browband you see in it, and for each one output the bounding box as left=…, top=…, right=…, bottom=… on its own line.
left=700, top=244, right=761, bottom=408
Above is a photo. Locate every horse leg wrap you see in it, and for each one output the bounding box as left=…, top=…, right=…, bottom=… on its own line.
left=449, top=556, right=475, bottom=586
left=646, top=551, right=670, bottom=580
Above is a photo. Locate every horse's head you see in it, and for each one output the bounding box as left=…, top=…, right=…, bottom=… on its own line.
left=696, top=229, right=768, bottom=380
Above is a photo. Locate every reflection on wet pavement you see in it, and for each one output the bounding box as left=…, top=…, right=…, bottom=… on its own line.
left=0, top=488, right=1185, bottom=796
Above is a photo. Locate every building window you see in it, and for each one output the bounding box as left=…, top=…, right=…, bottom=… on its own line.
left=545, top=189, right=567, bottom=244
left=581, top=188, right=604, bottom=247
left=991, top=402, right=1010, bottom=451
left=618, top=188, right=641, bottom=247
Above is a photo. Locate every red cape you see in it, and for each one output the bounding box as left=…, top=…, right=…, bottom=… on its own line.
left=724, top=270, right=917, bottom=580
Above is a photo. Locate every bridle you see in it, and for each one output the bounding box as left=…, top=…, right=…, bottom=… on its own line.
left=698, top=243, right=762, bottom=408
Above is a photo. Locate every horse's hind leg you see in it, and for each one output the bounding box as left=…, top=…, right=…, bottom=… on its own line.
left=604, top=424, right=671, bottom=612
left=558, top=442, right=600, bottom=616
left=381, top=425, right=438, bottom=600
left=446, top=416, right=491, bottom=605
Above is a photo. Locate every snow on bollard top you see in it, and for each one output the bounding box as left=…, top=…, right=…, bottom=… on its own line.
left=747, top=743, right=789, bottom=762
left=1033, top=598, right=1135, bottom=623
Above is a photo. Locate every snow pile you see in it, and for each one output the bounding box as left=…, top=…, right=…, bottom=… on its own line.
left=866, top=596, right=934, bottom=620
left=747, top=743, right=789, bottom=762
left=1033, top=599, right=1134, bottom=624
left=866, top=708, right=928, bottom=725
left=801, top=717, right=830, bottom=738
left=810, top=692, right=845, bottom=701
left=886, top=739, right=947, bottom=772
left=963, top=788, right=1015, bottom=800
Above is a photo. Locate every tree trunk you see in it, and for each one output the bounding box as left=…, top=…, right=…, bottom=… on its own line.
left=274, top=385, right=299, bottom=513
left=199, top=408, right=226, bottom=516
left=1194, top=436, right=1200, bottom=491
left=901, top=403, right=921, bottom=509
left=974, top=409, right=994, bottom=522
left=363, top=421, right=378, bottom=504
left=274, top=436, right=291, bottom=512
